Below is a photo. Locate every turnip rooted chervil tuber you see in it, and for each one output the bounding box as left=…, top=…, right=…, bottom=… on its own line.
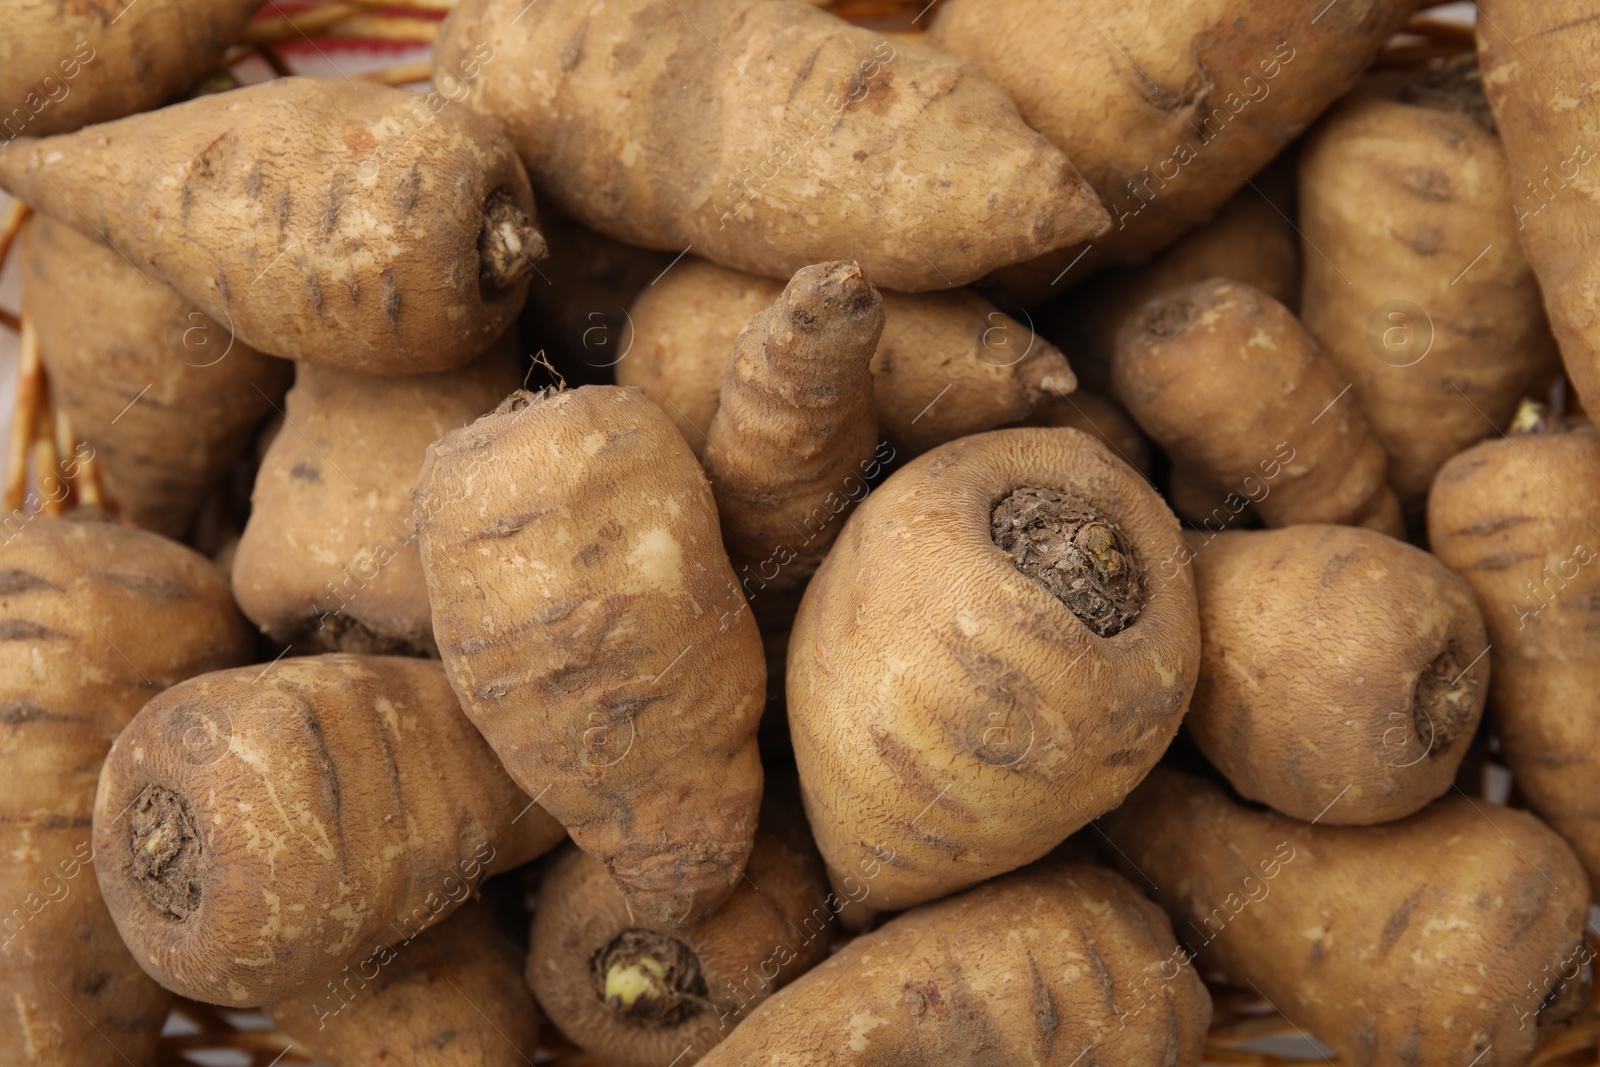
left=0, top=77, right=545, bottom=374
left=788, top=427, right=1200, bottom=912
left=431, top=0, right=1108, bottom=292
left=92, top=655, right=563, bottom=1006
left=415, top=385, right=767, bottom=930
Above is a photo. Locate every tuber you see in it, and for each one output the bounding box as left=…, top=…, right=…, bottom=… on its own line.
left=1113, top=277, right=1404, bottom=536
left=431, top=0, right=1108, bottom=292
left=92, top=654, right=564, bottom=1006
left=1428, top=412, right=1600, bottom=893
left=232, top=338, right=521, bottom=656
left=788, top=427, right=1199, bottom=911
left=695, top=863, right=1211, bottom=1066
left=0, top=77, right=544, bottom=373
left=266, top=896, right=542, bottom=1066
left=528, top=787, right=831, bottom=1067
left=928, top=0, right=1417, bottom=293
left=415, top=385, right=766, bottom=929
left=704, top=261, right=884, bottom=595
left=1, top=517, right=253, bottom=1065
left=1298, top=60, right=1561, bottom=514
left=1105, top=768, right=1593, bottom=1065
left=617, top=258, right=1077, bottom=459
left=1, top=0, right=261, bottom=139
left=20, top=213, right=291, bottom=540
left=1476, top=2, right=1600, bottom=421
left=1183, top=524, right=1489, bottom=824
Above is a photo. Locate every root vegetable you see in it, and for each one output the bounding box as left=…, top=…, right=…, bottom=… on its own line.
left=871, top=290, right=1075, bottom=458
left=91, top=654, right=565, bottom=1006
left=926, top=0, right=1417, bottom=290
left=431, top=0, right=1108, bottom=292
left=0, top=77, right=544, bottom=374
left=616, top=258, right=1077, bottom=459
left=528, top=790, right=831, bottom=1067
left=695, top=863, right=1212, bottom=1066
left=1428, top=413, right=1600, bottom=893
left=0, top=0, right=260, bottom=139
left=1298, top=59, right=1561, bottom=513
left=231, top=339, right=521, bottom=656
left=1, top=517, right=253, bottom=1065
left=414, top=385, right=766, bottom=929
left=1184, top=524, right=1489, bottom=824
left=1113, top=277, right=1404, bottom=536
left=1104, top=768, right=1593, bottom=1064
left=266, top=898, right=541, bottom=1067
left=1038, top=186, right=1300, bottom=395
left=20, top=213, right=291, bottom=540
left=788, top=427, right=1199, bottom=911
left=1476, top=2, right=1600, bottom=421
left=704, top=261, right=884, bottom=595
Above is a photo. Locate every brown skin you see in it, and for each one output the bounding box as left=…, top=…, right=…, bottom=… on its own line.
left=1021, top=388, right=1153, bottom=479
left=1298, top=61, right=1561, bottom=514
left=529, top=792, right=831, bottom=1067
left=268, top=899, right=542, bottom=1067
left=1113, top=277, right=1404, bottom=537
left=928, top=0, right=1417, bottom=298
left=872, top=289, right=1076, bottom=458
left=0, top=77, right=544, bottom=373
left=1038, top=186, right=1301, bottom=395
left=415, top=385, right=766, bottom=929
left=618, top=261, right=781, bottom=455
left=20, top=213, right=291, bottom=540
left=1104, top=768, right=1593, bottom=1065
left=0, top=0, right=260, bottom=139
left=1477, top=3, right=1600, bottom=422
left=432, top=0, right=1107, bottom=293
left=705, top=262, right=884, bottom=596
left=92, top=654, right=565, bottom=1007
left=696, top=863, right=1211, bottom=1067
left=789, top=427, right=1199, bottom=911
left=1428, top=416, right=1600, bottom=894
left=231, top=340, right=521, bottom=656
left=1, top=517, right=253, bottom=1066
left=616, top=258, right=1078, bottom=459
left=1183, top=524, right=1489, bottom=824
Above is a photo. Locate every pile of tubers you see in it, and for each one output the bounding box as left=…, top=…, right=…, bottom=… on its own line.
left=4, top=1, right=1600, bottom=1065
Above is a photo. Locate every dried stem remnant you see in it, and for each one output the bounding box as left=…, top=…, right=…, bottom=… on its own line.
left=992, top=486, right=1144, bottom=636
left=590, top=929, right=709, bottom=1025
left=128, top=786, right=202, bottom=920
left=479, top=190, right=546, bottom=290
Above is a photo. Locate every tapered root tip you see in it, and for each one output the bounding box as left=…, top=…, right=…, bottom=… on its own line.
left=782, top=260, right=883, bottom=327
left=479, top=190, right=547, bottom=290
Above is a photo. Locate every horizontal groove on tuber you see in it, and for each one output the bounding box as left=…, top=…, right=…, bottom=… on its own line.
left=590, top=929, right=710, bottom=1026
left=129, top=785, right=203, bottom=921
left=991, top=486, right=1144, bottom=637
left=479, top=190, right=546, bottom=291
